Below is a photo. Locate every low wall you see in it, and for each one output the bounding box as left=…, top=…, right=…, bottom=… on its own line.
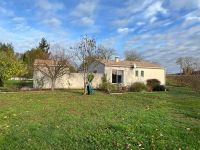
left=33, top=72, right=103, bottom=89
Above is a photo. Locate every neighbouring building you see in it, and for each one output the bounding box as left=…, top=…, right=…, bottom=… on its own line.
left=33, top=58, right=166, bottom=89
left=33, top=59, right=102, bottom=89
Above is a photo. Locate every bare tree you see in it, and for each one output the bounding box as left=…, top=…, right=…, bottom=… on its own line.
left=176, top=57, right=198, bottom=75
left=74, top=36, right=98, bottom=95
left=34, top=45, right=72, bottom=91
left=124, top=50, right=143, bottom=61
left=96, top=44, right=116, bottom=60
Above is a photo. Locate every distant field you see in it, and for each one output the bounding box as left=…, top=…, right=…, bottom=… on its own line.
left=0, top=87, right=199, bottom=149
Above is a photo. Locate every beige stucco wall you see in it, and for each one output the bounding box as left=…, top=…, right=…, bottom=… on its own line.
left=33, top=70, right=103, bottom=89
left=104, top=66, right=166, bottom=85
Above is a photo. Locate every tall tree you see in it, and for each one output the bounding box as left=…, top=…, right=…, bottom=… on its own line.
left=0, top=42, right=14, bottom=56
left=74, top=36, right=97, bottom=94
left=34, top=46, right=72, bottom=91
left=96, top=44, right=116, bottom=60
left=124, top=50, right=143, bottom=61
left=176, top=57, right=198, bottom=75
left=38, top=37, right=50, bottom=54
left=0, top=44, right=26, bottom=87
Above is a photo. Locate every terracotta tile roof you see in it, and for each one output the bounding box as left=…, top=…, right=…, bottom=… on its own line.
left=34, top=59, right=57, bottom=65
left=34, top=59, right=68, bottom=66
left=99, top=59, right=164, bottom=69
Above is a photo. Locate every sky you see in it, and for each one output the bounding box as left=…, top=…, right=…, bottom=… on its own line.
left=0, top=0, right=200, bottom=73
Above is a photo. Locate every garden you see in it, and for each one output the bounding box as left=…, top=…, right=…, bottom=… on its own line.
left=0, top=85, right=199, bottom=149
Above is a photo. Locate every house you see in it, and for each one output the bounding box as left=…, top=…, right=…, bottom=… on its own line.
left=88, top=57, right=166, bottom=86
left=33, top=58, right=165, bottom=89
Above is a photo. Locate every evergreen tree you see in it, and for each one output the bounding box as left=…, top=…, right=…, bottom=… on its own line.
left=38, top=38, right=50, bottom=54
left=22, top=38, right=51, bottom=78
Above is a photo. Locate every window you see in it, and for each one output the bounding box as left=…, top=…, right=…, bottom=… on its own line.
left=141, top=71, right=144, bottom=77
left=135, top=70, right=139, bottom=77
left=93, top=70, right=97, bottom=73
left=112, top=70, right=123, bottom=83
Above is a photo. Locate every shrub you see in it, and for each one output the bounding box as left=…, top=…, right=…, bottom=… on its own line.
left=87, top=73, right=94, bottom=82
left=147, top=79, right=161, bottom=91
left=99, top=82, right=116, bottom=94
left=112, top=84, right=128, bottom=93
left=153, top=85, right=166, bottom=91
left=129, top=82, right=147, bottom=92
left=99, top=74, right=116, bottom=93
left=5, top=80, right=33, bottom=89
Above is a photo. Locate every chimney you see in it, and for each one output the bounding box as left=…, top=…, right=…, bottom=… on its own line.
left=115, top=56, right=119, bottom=62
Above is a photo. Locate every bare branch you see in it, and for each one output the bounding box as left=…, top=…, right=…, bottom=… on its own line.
left=34, top=44, right=73, bottom=91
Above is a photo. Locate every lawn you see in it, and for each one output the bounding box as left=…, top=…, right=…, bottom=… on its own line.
left=0, top=87, right=199, bottom=149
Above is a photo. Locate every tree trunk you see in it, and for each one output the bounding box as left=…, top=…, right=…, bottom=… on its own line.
left=0, top=78, right=4, bottom=87
left=83, top=72, right=87, bottom=95
left=51, top=79, right=56, bottom=91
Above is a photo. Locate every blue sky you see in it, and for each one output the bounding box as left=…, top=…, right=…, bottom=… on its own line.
left=0, top=0, right=200, bottom=73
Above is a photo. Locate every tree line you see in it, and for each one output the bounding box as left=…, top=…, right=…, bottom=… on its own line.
left=176, top=57, right=200, bottom=75
left=4, top=36, right=198, bottom=93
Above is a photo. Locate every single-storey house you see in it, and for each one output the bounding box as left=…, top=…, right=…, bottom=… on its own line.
left=33, top=57, right=165, bottom=89
left=88, top=57, right=166, bottom=86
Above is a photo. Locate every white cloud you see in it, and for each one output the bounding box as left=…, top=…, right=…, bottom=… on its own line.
left=145, top=1, right=167, bottom=18
left=113, top=18, right=132, bottom=27
left=185, top=11, right=200, bottom=22
left=35, top=0, right=64, bottom=28
left=137, top=22, right=145, bottom=26
left=0, top=26, right=70, bottom=52
left=117, top=27, right=135, bottom=34
left=12, top=17, right=26, bottom=23
left=72, top=0, right=98, bottom=17
left=117, top=0, right=153, bottom=17
left=0, top=6, right=14, bottom=17
left=150, top=17, right=157, bottom=23
left=36, top=0, right=64, bottom=11
left=80, top=17, right=94, bottom=26
left=124, top=25, right=200, bottom=73
left=186, top=16, right=200, bottom=21
left=71, top=0, right=98, bottom=27
left=112, top=0, right=167, bottom=27
left=43, top=18, right=62, bottom=27
left=168, top=0, right=200, bottom=11
left=11, top=16, right=32, bottom=32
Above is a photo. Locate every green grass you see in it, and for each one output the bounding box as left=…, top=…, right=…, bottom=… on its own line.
left=0, top=87, right=200, bottom=149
